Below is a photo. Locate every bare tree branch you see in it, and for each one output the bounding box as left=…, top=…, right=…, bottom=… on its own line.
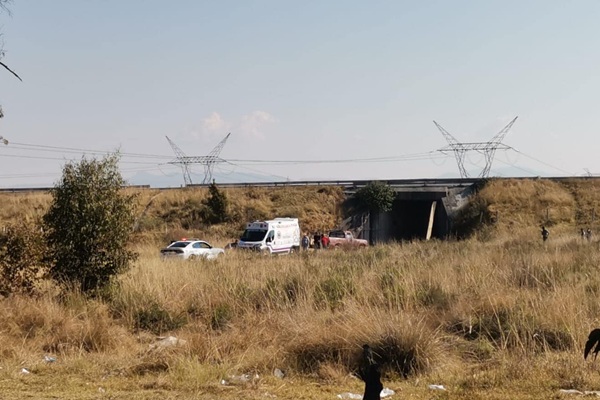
left=0, top=60, right=20, bottom=81
left=0, top=0, right=12, bottom=17
left=0, top=0, right=18, bottom=81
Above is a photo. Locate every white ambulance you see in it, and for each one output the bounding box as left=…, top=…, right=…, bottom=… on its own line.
left=238, top=218, right=301, bottom=254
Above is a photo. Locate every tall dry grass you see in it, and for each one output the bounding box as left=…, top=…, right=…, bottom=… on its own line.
left=131, top=185, right=344, bottom=244
left=100, top=235, right=600, bottom=378
left=0, top=230, right=599, bottom=397
left=0, top=192, right=51, bottom=225
left=1, top=180, right=600, bottom=397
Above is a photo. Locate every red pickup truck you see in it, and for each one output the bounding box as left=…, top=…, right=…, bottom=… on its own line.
left=327, top=230, right=369, bottom=248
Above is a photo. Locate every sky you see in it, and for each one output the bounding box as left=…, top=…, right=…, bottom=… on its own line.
left=0, top=0, right=597, bottom=187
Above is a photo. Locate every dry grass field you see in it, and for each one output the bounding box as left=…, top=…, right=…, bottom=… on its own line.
left=2, top=179, right=600, bottom=399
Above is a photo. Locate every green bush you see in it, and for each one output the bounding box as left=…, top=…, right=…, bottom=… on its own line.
left=0, top=223, right=46, bottom=296
left=43, top=154, right=138, bottom=294
left=355, top=181, right=396, bottom=212
left=202, top=182, right=229, bottom=224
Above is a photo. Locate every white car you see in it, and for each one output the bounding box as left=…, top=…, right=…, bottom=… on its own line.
left=160, top=239, right=225, bottom=260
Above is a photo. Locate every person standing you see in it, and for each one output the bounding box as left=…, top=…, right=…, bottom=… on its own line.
left=313, top=232, right=321, bottom=249
left=301, top=234, right=310, bottom=251
left=321, top=233, right=330, bottom=249
left=541, top=226, right=549, bottom=242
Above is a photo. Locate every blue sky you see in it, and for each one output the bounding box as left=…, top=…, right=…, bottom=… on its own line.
left=0, top=1, right=597, bottom=187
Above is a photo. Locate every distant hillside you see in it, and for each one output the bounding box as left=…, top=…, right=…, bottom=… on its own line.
left=455, top=178, right=600, bottom=239
left=132, top=185, right=345, bottom=244
left=2, top=178, right=600, bottom=245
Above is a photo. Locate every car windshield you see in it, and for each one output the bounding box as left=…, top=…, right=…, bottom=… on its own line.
left=240, top=229, right=267, bottom=242
left=169, top=241, right=190, bottom=248
left=329, top=231, right=345, bottom=238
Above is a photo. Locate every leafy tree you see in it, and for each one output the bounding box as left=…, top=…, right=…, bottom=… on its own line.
left=355, top=181, right=396, bottom=212
left=202, top=181, right=229, bottom=224
left=43, top=154, right=137, bottom=293
left=0, top=222, right=46, bottom=296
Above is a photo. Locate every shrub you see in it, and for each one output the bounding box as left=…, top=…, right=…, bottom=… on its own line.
left=355, top=181, right=396, bottom=212
left=43, top=154, right=138, bottom=294
left=0, top=223, right=46, bottom=296
left=202, top=182, right=229, bottom=224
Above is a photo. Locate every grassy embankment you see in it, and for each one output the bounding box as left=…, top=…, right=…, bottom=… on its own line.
left=0, top=180, right=600, bottom=399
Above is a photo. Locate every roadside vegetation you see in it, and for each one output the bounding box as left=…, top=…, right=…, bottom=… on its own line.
left=1, top=176, right=600, bottom=398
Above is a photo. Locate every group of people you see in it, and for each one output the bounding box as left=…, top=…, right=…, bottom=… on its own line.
left=581, top=227, right=593, bottom=241
left=540, top=226, right=595, bottom=242
left=301, top=232, right=330, bottom=250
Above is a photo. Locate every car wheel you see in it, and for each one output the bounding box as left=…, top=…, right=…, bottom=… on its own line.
left=189, top=254, right=198, bottom=261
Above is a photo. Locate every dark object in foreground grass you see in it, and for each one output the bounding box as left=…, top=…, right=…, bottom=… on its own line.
left=585, top=328, right=600, bottom=360
left=359, top=344, right=383, bottom=400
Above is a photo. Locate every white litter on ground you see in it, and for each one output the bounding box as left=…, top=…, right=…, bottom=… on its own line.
left=429, top=384, right=446, bottom=391
left=337, top=388, right=395, bottom=399
left=559, top=389, right=583, bottom=395
left=220, top=373, right=260, bottom=386
left=149, top=336, right=187, bottom=350
left=336, top=393, right=361, bottom=400
left=558, top=389, right=600, bottom=396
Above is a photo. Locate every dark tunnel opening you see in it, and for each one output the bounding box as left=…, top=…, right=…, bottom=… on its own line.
left=368, top=197, right=449, bottom=243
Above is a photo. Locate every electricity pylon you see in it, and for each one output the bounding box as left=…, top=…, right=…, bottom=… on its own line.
left=166, top=133, right=231, bottom=186
left=435, top=117, right=517, bottom=178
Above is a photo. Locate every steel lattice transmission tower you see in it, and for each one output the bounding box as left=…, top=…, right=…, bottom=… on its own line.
left=434, top=117, right=518, bottom=178
left=166, top=133, right=231, bottom=186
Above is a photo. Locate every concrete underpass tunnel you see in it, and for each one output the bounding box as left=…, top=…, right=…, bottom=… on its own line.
left=368, top=193, right=449, bottom=244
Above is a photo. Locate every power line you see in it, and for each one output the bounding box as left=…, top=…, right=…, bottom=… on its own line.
left=8, top=142, right=170, bottom=160
left=0, top=152, right=170, bottom=165
left=508, top=147, right=574, bottom=176
left=484, top=154, right=542, bottom=177
left=3, top=140, right=446, bottom=165
left=0, top=136, right=578, bottom=184
left=224, top=160, right=291, bottom=181
left=227, top=151, right=446, bottom=165
left=0, top=172, right=60, bottom=179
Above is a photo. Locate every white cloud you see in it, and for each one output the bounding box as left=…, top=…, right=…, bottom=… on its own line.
left=203, top=111, right=228, bottom=132
left=184, top=111, right=231, bottom=142
left=240, top=111, right=277, bottom=140
left=180, top=110, right=276, bottom=143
